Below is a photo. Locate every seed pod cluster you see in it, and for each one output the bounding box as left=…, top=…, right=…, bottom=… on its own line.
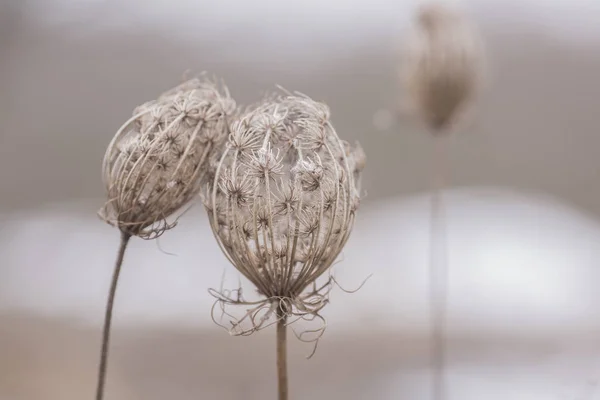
left=206, top=93, right=365, bottom=303
left=99, top=78, right=236, bottom=239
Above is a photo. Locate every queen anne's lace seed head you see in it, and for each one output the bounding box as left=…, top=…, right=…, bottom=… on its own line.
left=219, top=170, right=254, bottom=208
left=99, top=77, right=236, bottom=239
left=401, top=1, right=484, bottom=132
left=273, top=182, right=300, bottom=215
left=292, top=156, right=324, bottom=192
left=206, top=91, right=366, bottom=350
left=245, top=146, right=284, bottom=180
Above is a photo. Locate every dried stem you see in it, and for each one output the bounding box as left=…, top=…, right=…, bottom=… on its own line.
left=430, top=136, right=448, bottom=400
left=276, top=303, right=288, bottom=400
left=96, top=231, right=131, bottom=400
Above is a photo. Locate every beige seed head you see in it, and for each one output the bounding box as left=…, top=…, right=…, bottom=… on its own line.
left=205, top=91, right=366, bottom=342
left=99, top=77, right=236, bottom=239
left=401, top=1, right=484, bottom=132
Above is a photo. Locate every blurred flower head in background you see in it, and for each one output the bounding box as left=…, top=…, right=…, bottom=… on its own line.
left=401, top=1, right=484, bottom=133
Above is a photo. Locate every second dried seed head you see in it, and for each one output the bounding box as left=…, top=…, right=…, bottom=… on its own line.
left=99, top=77, right=236, bottom=239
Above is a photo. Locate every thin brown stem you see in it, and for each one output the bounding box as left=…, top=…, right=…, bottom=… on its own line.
left=430, top=136, right=448, bottom=400
left=276, top=304, right=288, bottom=400
left=96, top=231, right=131, bottom=400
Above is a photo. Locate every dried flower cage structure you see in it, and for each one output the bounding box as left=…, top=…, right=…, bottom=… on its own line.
left=204, top=92, right=366, bottom=350
left=99, top=78, right=236, bottom=239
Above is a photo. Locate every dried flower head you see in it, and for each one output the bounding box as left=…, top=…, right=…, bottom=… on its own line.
left=401, top=1, right=484, bottom=132
left=206, top=92, right=365, bottom=352
left=99, top=77, right=236, bottom=239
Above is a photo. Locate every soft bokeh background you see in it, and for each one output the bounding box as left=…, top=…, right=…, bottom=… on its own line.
left=2, top=0, right=600, bottom=398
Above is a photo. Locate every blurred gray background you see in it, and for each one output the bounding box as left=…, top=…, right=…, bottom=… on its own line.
left=2, top=0, right=600, bottom=214
left=2, top=0, right=600, bottom=399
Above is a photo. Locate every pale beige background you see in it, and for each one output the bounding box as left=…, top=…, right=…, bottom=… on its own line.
left=1, top=0, right=600, bottom=214
left=2, top=0, right=600, bottom=398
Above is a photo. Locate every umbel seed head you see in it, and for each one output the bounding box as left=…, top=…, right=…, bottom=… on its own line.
left=99, top=77, right=236, bottom=239
left=205, top=91, right=366, bottom=341
left=401, top=1, right=484, bottom=132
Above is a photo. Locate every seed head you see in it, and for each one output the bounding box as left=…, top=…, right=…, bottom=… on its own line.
left=273, top=181, right=300, bottom=215
left=292, top=156, right=324, bottom=192
left=401, top=1, right=484, bottom=132
left=206, top=91, right=366, bottom=348
left=245, top=146, right=284, bottom=180
left=99, top=77, right=236, bottom=239
left=219, top=170, right=254, bottom=208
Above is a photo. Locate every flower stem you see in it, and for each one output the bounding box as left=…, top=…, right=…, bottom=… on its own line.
left=276, top=305, right=288, bottom=400
left=96, top=231, right=130, bottom=400
left=430, top=136, right=448, bottom=400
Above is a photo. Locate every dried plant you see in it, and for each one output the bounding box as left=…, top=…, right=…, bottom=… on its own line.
left=401, top=1, right=483, bottom=133
left=204, top=91, right=366, bottom=400
left=95, top=76, right=236, bottom=400
left=100, top=77, right=236, bottom=237
left=401, top=3, right=485, bottom=400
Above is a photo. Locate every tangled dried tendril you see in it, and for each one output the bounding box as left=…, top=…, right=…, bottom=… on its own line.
left=209, top=271, right=370, bottom=358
